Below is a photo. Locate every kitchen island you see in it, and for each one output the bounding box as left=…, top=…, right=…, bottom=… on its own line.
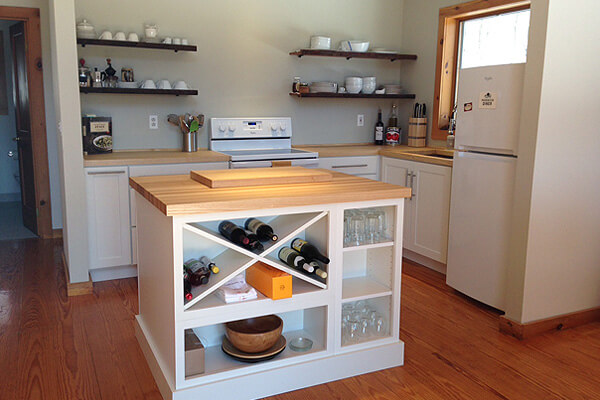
left=130, top=169, right=411, bottom=400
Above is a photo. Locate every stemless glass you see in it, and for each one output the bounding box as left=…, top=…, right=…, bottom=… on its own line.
left=365, top=212, right=380, bottom=244
left=349, top=213, right=365, bottom=246
left=374, top=208, right=388, bottom=241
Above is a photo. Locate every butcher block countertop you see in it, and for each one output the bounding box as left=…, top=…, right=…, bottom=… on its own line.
left=129, top=169, right=411, bottom=216
left=294, top=144, right=454, bottom=166
left=83, top=149, right=230, bottom=167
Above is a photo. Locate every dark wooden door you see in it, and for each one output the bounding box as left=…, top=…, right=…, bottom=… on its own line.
left=10, top=21, right=37, bottom=235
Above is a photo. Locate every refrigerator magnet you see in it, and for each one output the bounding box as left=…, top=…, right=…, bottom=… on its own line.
left=464, top=102, right=473, bottom=112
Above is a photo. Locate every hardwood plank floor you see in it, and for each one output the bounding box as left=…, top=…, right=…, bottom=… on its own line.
left=0, top=238, right=598, bottom=399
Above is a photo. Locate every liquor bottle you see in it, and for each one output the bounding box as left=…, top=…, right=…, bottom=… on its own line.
left=278, top=247, right=314, bottom=273
left=184, top=260, right=211, bottom=286
left=291, top=238, right=330, bottom=264
left=199, top=256, right=220, bottom=274
left=308, top=261, right=328, bottom=279
left=244, top=231, right=265, bottom=252
left=244, top=218, right=278, bottom=242
left=219, top=220, right=250, bottom=246
left=385, top=103, right=400, bottom=146
left=184, top=277, right=193, bottom=301
left=374, top=107, right=384, bottom=145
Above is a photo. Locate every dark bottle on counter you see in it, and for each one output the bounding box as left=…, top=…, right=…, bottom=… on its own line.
left=385, top=103, right=400, bottom=146
left=374, top=108, right=384, bottom=145
left=244, top=218, right=278, bottom=242
left=308, top=261, right=328, bottom=279
left=219, top=220, right=250, bottom=246
left=291, top=238, right=330, bottom=264
left=184, top=276, right=193, bottom=301
left=278, top=247, right=314, bottom=273
left=245, top=231, right=265, bottom=252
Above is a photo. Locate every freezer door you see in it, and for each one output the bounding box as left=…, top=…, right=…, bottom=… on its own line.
left=455, top=64, right=525, bottom=155
left=446, top=151, right=516, bottom=310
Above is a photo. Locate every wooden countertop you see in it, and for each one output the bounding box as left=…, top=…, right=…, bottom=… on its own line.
left=130, top=170, right=411, bottom=216
left=83, top=149, right=230, bottom=167
left=294, top=143, right=454, bottom=167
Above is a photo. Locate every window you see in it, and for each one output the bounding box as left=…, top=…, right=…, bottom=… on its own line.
left=432, top=0, right=530, bottom=140
left=460, top=10, right=530, bottom=69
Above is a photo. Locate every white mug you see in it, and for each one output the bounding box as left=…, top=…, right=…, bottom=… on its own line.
left=144, top=24, right=158, bottom=38
left=181, top=38, right=188, bottom=45
left=141, top=79, right=156, bottom=89
left=162, top=37, right=172, bottom=44
left=99, top=31, right=112, bottom=40
left=173, top=38, right=181, bottom=45
left=114, top=31, right=126, bottom=41
left=310, top=35, right=331, bottom=50
left=173, top=80, right=188, bottom=90
left=127, top=32, right=139, bottom=42
left=156, top=80, right=172, bottom=90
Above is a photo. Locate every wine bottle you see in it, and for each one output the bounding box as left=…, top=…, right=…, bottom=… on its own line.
left=184, top=277, right=193, bottom=301
left=219, top=220, right=250, bottom=246
left=291, top=238, right=330, bottom=264
left=278, top=247, right=314, bottom=273
left=199, top=256, right=219, bottom=274
left=244, top=218, right=278, bottom=242
left=374, top=107, right=384, bottom=145
left=385, top=103, right=400, bottom=146
left=244, top=231, right=265, bottom=252
left=308, top=261, right=328, bottom=279
left=184, top=259, right=212, bottom=285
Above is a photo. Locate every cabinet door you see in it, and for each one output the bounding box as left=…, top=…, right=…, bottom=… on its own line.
left=381, top=157, right=413, bottom=245
left=86, top=167, right=132, bottom=269
left=410, top=162, right=452, bottom=263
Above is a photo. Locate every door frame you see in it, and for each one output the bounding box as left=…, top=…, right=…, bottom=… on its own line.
left=1, top=6, right=52, bottom=238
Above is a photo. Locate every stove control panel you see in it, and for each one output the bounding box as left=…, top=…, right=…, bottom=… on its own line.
left=211, top=117, right=292, bottom=139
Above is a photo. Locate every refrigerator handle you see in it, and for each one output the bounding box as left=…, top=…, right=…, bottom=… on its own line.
left=410, top=172, right=416, bottom=199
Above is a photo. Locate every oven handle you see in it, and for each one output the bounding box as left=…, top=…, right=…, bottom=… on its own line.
left=230, top=159, right=319, bottom=169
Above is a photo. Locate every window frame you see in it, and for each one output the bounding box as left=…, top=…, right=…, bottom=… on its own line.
left=431, top=0, right=531, bottom=141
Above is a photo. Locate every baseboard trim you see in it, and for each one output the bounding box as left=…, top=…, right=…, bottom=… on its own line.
left=61, top=252, right=93, bottom=296
left=403, top=249, right=447, bottom=275
left=89, top=264, right=138, bottom=282
left=499, top=307, right=600, bottom=340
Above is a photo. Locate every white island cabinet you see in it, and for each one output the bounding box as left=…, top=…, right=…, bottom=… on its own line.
left=130, top=171, right=410, bottom=400
left=381, top=157, right=452, bottom=265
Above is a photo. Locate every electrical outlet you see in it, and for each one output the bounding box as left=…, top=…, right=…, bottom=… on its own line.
left=149, top=115, right=158, bottom=130
left=357, top=114, right=364, bottom=127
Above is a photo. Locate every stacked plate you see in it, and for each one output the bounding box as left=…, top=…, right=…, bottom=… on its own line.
left=383, top=84, right=403, bottom=94
left=309, top=81, right=338, bottom=93
left=118, top=81, right=140, bottom=89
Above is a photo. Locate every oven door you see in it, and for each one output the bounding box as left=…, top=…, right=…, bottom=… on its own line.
left=230, top=158, right=319, bottom=169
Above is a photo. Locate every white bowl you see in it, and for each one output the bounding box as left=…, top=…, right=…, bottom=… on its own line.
left=310, top=36, right=331, bottom=50
left=383, top=84, right=403, bottom=94
left=362, top=84, right=376, bottom=94
left=340, top=40, right=369, bottom=52
left=363, top=76, right=376, bottom=84
left=346, top=85, right=362, bottom=94
left=345, top=76, right=363, bottom=84
left=173, top=80, right=189, bottom=90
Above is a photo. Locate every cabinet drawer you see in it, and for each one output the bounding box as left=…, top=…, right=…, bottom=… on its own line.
left=318, top=156, right=379, bottom=176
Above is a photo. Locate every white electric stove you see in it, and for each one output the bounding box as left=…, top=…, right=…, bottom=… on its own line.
left=209, top=117, right=319, bottom=169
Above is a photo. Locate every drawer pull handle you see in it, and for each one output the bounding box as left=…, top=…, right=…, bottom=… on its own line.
left=87, top=170, right=126, bottom=175
left=331, top=164, right=368, bottom=169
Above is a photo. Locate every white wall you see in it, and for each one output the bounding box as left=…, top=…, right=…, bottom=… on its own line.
left=515, top=0, right=600, bottom=323
left=0, top=20, right=19, bottom=200
left=0, top=0, right=62, bottom=228
left=49, top=0, right=89, bottom=283
left=401, top=0, right=457, bottom=147
left=75, top=0, right=406, bottom=149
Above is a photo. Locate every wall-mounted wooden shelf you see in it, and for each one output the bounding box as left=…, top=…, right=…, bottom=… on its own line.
left=290, top=49, right=417, bottom=61
left=80, top=87, right=198, bottom=96
left=289, top=92, right=416, bottom=99
left=77, top=38, right=197, bottom=52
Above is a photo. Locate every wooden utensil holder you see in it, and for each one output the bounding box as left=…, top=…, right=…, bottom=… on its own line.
left=408, top=117, right=427, bottom=147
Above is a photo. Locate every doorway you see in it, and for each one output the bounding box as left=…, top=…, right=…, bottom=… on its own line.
left=0, top=7, right=52, bottom=240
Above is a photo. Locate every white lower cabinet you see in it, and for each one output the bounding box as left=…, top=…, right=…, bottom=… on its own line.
left=85, top=166, right=132, bottom=269
left=319, top=156, right=380, bottom=180
left=381, top=157, right=452, bottom=263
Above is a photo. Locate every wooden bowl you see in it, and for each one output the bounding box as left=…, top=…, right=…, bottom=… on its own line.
left=225, top=315, right=283, bottom=353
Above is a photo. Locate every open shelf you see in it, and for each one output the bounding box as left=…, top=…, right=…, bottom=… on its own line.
left=186, top=306, right=327, bottom=382
left=80, top=87, right=198, bottom=96
left=342, top=277, right=392, bottom=302
left=290, top=49, right=417, bottom=61
left=290, top=92, right=416, bottom=99
left=341, top=296, right=392, bottom=348
left=342, top=245, right=392, bottom=302
left=77, top=38, right=197, bottom=52
left=343, top=241, right=394, bottom=252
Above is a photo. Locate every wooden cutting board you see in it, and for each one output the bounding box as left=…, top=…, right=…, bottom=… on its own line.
left=190, top=167, right=333, bottom=188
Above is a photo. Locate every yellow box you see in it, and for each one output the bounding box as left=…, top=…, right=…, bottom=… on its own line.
left=245, top=262, right=292, bottom=300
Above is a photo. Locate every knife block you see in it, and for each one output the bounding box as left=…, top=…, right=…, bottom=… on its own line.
left=408, top=117, right=427, bottom=147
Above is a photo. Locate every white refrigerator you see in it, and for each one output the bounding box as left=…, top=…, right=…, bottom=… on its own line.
left=446, top=63, right=525, bottom=311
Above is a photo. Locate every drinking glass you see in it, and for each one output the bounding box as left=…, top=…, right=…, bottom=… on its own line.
left=374, top=314, right=387, bottom=336
left=365, top=213, right=380, bottom=244
left=374, top=209, right=388, bottom=241
left=349, top=213, right=365, bottom=246
left=346, top=320, right=360, bottom=344
left=359, top=317, right=371, bottom=338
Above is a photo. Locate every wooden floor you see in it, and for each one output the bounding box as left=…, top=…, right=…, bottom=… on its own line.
left=1, top=238, right=599, bottom=400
